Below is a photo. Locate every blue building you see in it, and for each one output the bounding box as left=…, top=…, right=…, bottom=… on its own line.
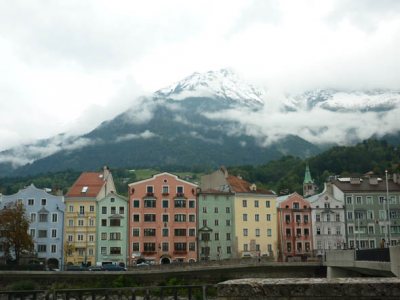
left=0, top=184, right=65, bottom=269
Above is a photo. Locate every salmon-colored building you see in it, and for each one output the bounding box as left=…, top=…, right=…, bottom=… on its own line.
left=128, top=172, right=198, bottom=265
left=277, top=192, right=313, bottom=261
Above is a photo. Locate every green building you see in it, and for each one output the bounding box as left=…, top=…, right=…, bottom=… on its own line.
left=198, top=190, right=235, bottom=261
left=331, top=174, right=400, bottom=249
left=96, top=192, right=128, bottom=266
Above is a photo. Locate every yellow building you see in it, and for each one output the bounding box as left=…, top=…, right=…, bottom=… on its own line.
left=227, top=176, right=278, bottom=259
left=201, top=167, right=278, bottom=260
left=64, top=167, right=115, bottom=266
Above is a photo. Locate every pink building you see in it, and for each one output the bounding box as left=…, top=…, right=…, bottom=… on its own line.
left=128, top=172, right=198, bottom=265
left=277, top=192, right=313, bottom=261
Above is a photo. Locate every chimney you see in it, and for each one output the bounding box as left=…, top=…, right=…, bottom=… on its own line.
left=369, top=177, right=378, bottom=185
left=350, top=177, right=361, bottom=185
left=250, top=184, right=257, bottom=192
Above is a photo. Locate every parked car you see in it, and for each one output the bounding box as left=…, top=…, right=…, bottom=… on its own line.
left=102, top=264, right=126, bottom=271
left=66, top=265, right=87, bottom=271
left=88, top=266, right=104, bottom=271
left=136, top=262, right=149, bottom=267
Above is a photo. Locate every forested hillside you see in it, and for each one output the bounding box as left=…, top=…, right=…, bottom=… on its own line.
left=0, top=139, right=398, bottom=197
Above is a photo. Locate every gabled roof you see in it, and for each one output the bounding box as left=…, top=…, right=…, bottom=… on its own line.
left=226, top=176, right=274, bottom=195
left=66, top=172, right=105, bottom=198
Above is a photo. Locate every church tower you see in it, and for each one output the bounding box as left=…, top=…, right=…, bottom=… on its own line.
left=303, top=164, right=318, bottom=197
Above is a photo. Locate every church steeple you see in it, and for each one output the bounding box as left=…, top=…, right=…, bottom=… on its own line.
left=303, top=164, right=317, bottom=197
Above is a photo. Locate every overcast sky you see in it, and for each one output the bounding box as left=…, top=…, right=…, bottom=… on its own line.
left=1, top=0, right=400, bottom=151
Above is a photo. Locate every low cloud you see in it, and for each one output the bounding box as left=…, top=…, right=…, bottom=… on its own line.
left=115, top=130, right=157, bottom=143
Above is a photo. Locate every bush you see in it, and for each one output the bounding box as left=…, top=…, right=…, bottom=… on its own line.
left=8, top=280, right=37, bottom=291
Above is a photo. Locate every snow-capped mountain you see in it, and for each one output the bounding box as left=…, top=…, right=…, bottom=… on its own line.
left=155, top=69, right=265, bottom=108
left=285, top=89, right=400, bottom=112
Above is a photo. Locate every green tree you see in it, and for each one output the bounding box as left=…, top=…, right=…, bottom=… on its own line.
left=0, top=202, right=34, bottom=264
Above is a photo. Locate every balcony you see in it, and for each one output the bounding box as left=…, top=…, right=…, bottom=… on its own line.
left=145, top=192, right=154, bottom=197
left=175, top=192, right=185, bottom=198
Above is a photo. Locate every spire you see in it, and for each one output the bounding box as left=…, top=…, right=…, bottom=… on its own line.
left=303, top=164, right=314, bottom=184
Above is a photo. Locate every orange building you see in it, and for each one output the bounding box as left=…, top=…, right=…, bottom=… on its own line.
left=277, top=192, right=313, bottom=261
left=128, top=172, right=198, bottom=265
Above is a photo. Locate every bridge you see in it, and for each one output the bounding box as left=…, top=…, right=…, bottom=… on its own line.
left=324, top=245, right=400, bottom=278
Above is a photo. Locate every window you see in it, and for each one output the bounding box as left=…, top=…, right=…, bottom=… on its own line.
left=293, top=202, right=299, bottom=209
left=203, top=220, right=207, bottom=226
left=189, top=228, right=196, bottom=236
left=226, top=207, right=230, bottom=213
left=324, top=203, right=330, bottom=209
left=266, top=200, right=270, bottom=208
left=174, top=199, right=186, bottom=208
left=346, top=196, right=352, bottom=205
left=38, top=245, right=47, bottom=252
left=356, top=196, right=362, bottom=204
left=316, top=227, right=321, bottom=235
left=174, top=214, right=186, bottom=222
left=296, top=228, right=301, bottom=237
left=162, top=214, right=169, bottom=223
left=41, top=199, right=47, bottom=206
left=304, top=215, right=309, bottom=223
left=68, top=219, right=74, bottom=227
left=367, top=210, right=374, bottom=219
left=52, top=213, right=58, bottom=222
left=243, top=244, right=248, bottom=251
left=201, top=233, right=210, bottom=241
left=144, top=243, right=156, bottom=252
left=144, top=228, right=156, bottom=236
left=30, top=229, right=35, bottom=237
left=78, top=220, right=84, bottom=226
left=69, top=205, right=74, bottom=212
left=287, top=242, right=291, bottom=252
left=162, top=200, right=169, bottom=208
left=144, top=214, right=156, bottom=222
left=146, top=186, right=154, bottom=194
left=189, top=242, right=195, bottom=251
left=162, top=242, right=169, bottom=251
left=366, top=196, right=373, bottom=205
left=316, top=214, right=320, bottom=222
left=295, top=215, right=301, bottom=223
left=110, top=218, right=121, bottom=226
left=226, top=220, right=231, bottom=226
left=110, top=247, right=121, bottom=255
left=202, top=207, right=207, bottom=213
left=347, top=211, right=353, bottom=220
left=226, top=233, right=231, bottom=240
left=379, top=196, right=385, bottom=204
left=243, top=214, right=248, bottom=221
left=102, top=219, right=107, bottom=226
left=51, top=229, right=57, bottom=238
left=304, top=228, right=309, bottom=236
left=379, top=210, right=386, bottom=220
left=268, top=244, right=272, bottom=252
left=90, top=205, right=95, bottom=212
left=286, top=228, right=291, bottom=237
left=254, top=200, right=259, bottom=207
left=132, top=243, right=139, bottom=252
left=174, top=243, right=187, bottom=252
left=110, top=232, right=121, bottom=240
left=215, top=232, right=219, bottom=240
left=39, top=214, right=48, bottom=222
left=102, top=207, right=107, bottom=214
left=243, top=228, right=248, bottom=236
left=176, top=186, right=184, bottom=194
left=89, top=218, right=94, bottom=226
left=28, top=199, right=34, bottom=205
left=51, top=245, right=57, bottom=253
left=255, top=229, right=260, bottom=237
left=132, top=228, right=139, bottom=236
left=89, top=248, right=94, bottom=256
left=89, top=235, right=94, bottom=242
left=214, top=207, right=219, bottom=213
left=227, top=246, right=231, bottom=254
left=285, top=215, right=290, bottom=223
left=215, top=219, right=219, bottom=226
left=242, top=200, right=247, bottom=207
left=189, top=200, right=195, bottom=208
left=111, top=206, right=116, bottom=214
left=326, top=214, right=331, bottom=222
left=133, top=200, right=140, bottom=208
left=77, top=234, right=84, bottom=241
left=162, top=186, right=169, bottom=194
left=79, top=206, right=85, bottom=215
left=189, top=214, right=195, bottom=222
left=348, top=226, right=354, bottom=234
left=335, top=214, right=340, bottom=222
left=174, top=229, right=186, bottom=236
left=368, top=226, right=374, bottom=234
left=327, top=227, right=331, bottom=235
left=144, top=199, right=156, bottom=208
left=255, top=214, right=259, bottom=222
left=162, top=228, right=169, bottom=237
left=67, top=235, right=73, bottom=242
left=31, top=213, right=36, bottom=222
left=266, top=214, right=271, bottom=221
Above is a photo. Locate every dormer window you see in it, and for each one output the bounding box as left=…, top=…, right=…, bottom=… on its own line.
left=82, top=186, right=88, bottom=193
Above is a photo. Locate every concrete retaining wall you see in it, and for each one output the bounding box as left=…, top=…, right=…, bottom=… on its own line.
left=217, top=278, right=400, bottom=299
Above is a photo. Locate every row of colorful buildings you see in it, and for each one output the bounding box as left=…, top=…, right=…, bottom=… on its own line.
left=1, top=166, right=400, bottom=269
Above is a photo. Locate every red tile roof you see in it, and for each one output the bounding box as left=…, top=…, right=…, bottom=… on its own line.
left=226, top=175, right=274, bottom=195
left=66, top=172, right=105, bottom=198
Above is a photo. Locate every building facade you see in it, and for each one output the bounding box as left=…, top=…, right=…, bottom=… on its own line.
left=201, top=167, right=278, bottom=260
left=96, top=192, right=128, bottom=266
left=0, top=184, right=65, bottom=269
left=197, top=190, right=235, bottom=261
left=331, top=174, right=400, bottom=249
left=277, top=193, right=313, bottom=261
left=128, top=172, right=198, bottom=265
left=64, top=167, right=116, bottom=266
left=309, top=183, right=346, bottom=256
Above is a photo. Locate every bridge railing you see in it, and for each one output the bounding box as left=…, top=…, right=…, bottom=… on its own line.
left=0, top=285, right=217, bottom=300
